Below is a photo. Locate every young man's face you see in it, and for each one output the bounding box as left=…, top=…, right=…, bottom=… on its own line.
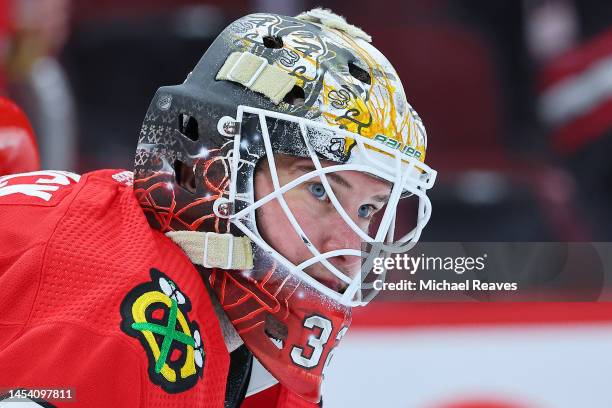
left=254, top=154, right=391, bottom=293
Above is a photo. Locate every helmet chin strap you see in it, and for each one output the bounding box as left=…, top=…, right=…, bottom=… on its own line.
left=165, top=231, right=254, bottom=270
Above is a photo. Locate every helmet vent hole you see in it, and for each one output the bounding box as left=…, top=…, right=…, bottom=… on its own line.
left=173, top=159, right=196, bottom=193
left=178, top=114, right=199, bottom=142
left=263, top=35, right=283, bottom=49
left=348, top=61, right=371, bottom=85
left=282, top=85, right=305, bottom=106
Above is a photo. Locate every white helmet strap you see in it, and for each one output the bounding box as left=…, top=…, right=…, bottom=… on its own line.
left=216, top=51, right=297, bottom=104
left=166, top=231, right=254, bottom=270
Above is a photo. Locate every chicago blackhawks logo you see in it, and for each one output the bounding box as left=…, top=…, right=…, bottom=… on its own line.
left=120, top=268, right=204, bottom=393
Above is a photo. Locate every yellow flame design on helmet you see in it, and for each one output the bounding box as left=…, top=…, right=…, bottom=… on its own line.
left=320, top=30, right=426, bottom=163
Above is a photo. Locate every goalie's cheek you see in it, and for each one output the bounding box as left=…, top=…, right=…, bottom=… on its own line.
left=285, top=192, right=328, bottom=242
left=253, top=191, right=317, bottom=264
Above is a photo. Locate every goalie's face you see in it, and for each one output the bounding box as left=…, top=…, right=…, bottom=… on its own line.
left=254, top=154, right=391, bottom=293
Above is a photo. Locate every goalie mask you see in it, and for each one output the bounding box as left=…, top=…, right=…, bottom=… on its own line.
left=134, top=8, right=436, bottom=403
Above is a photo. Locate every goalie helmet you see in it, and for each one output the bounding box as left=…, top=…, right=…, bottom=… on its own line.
left=134, top=8, right=436, bottom=403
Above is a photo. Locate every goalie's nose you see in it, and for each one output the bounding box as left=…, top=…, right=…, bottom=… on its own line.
left=319, top=214, right=362, bottom=279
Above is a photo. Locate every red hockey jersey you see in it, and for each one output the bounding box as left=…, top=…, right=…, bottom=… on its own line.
left=0, top=169, right=230, bottom=407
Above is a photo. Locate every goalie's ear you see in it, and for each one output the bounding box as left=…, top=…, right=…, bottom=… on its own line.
left=0, top=97, right=40, bottom=175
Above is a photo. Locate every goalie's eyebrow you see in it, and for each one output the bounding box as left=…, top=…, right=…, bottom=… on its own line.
left=372, top=194, right=390, bottom=203
left=294, top=164, right=352, bottom=189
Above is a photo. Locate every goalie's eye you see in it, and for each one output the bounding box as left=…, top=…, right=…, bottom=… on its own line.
left=307, top=182, right=328, bottom=201
left=358, top=204, right=375, bottom=219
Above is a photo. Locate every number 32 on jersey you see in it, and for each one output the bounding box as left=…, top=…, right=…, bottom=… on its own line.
left=290, top=315, right=348, bottom=372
